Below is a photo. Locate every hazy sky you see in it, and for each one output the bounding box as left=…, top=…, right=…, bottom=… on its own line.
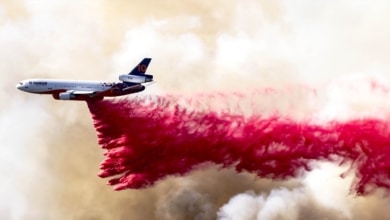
left=2, top=1, right=390, bottom=219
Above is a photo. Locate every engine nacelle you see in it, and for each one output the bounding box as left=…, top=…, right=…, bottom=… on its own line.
left=59, top=92, right=74, bottom=100
left=119, top=74, right=153, bottom=83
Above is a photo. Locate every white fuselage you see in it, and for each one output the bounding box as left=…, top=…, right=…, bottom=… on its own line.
left=17, top=79, right=115, bottom=94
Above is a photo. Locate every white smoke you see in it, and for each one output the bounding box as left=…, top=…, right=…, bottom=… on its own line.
left=217, top=162, right=390, bottom=220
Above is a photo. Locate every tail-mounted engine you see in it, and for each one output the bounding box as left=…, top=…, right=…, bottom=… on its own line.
left=119, top=74, right=153, bottom=83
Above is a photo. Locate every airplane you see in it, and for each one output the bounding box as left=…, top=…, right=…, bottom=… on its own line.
left=16, top=58, right=153, bottom=101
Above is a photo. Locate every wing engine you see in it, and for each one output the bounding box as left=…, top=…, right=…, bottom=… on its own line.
left=57, top=90, right=101, bottom=101
left=59, top=92, right=74, bottom=100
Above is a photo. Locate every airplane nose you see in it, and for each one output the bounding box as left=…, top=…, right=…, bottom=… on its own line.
left=16, top=82, right=24, bottom=91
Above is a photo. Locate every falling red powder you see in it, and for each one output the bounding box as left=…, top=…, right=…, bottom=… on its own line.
left=87, top=95, right=390, bottom=195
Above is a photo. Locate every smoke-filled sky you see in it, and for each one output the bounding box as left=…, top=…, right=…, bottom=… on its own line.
left=2, top=0, right=390, bottom=219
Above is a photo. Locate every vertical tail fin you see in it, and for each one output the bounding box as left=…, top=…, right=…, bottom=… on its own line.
left=129, top=58, right=152, bottom=75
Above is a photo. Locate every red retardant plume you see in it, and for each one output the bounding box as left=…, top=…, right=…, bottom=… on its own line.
left=87, top=95, right=390, bottom=195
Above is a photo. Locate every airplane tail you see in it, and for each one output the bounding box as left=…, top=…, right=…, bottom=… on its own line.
left=129, top=58, right=152, bottom=76
left=119, top=58, right=153, bottom=84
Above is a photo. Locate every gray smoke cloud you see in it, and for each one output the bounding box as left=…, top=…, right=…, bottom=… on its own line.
left=2, top=0, right=390, bottom=219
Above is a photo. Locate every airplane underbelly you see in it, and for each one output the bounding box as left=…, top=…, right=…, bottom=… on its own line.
left=32, top=88, right=52, bottom=93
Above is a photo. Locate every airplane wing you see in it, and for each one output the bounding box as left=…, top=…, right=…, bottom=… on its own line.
left=57, top=90, right=102, bottom=100
left=122, top=84, right=144, bottom=91
left=142, top=81, right=155, bottom=87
